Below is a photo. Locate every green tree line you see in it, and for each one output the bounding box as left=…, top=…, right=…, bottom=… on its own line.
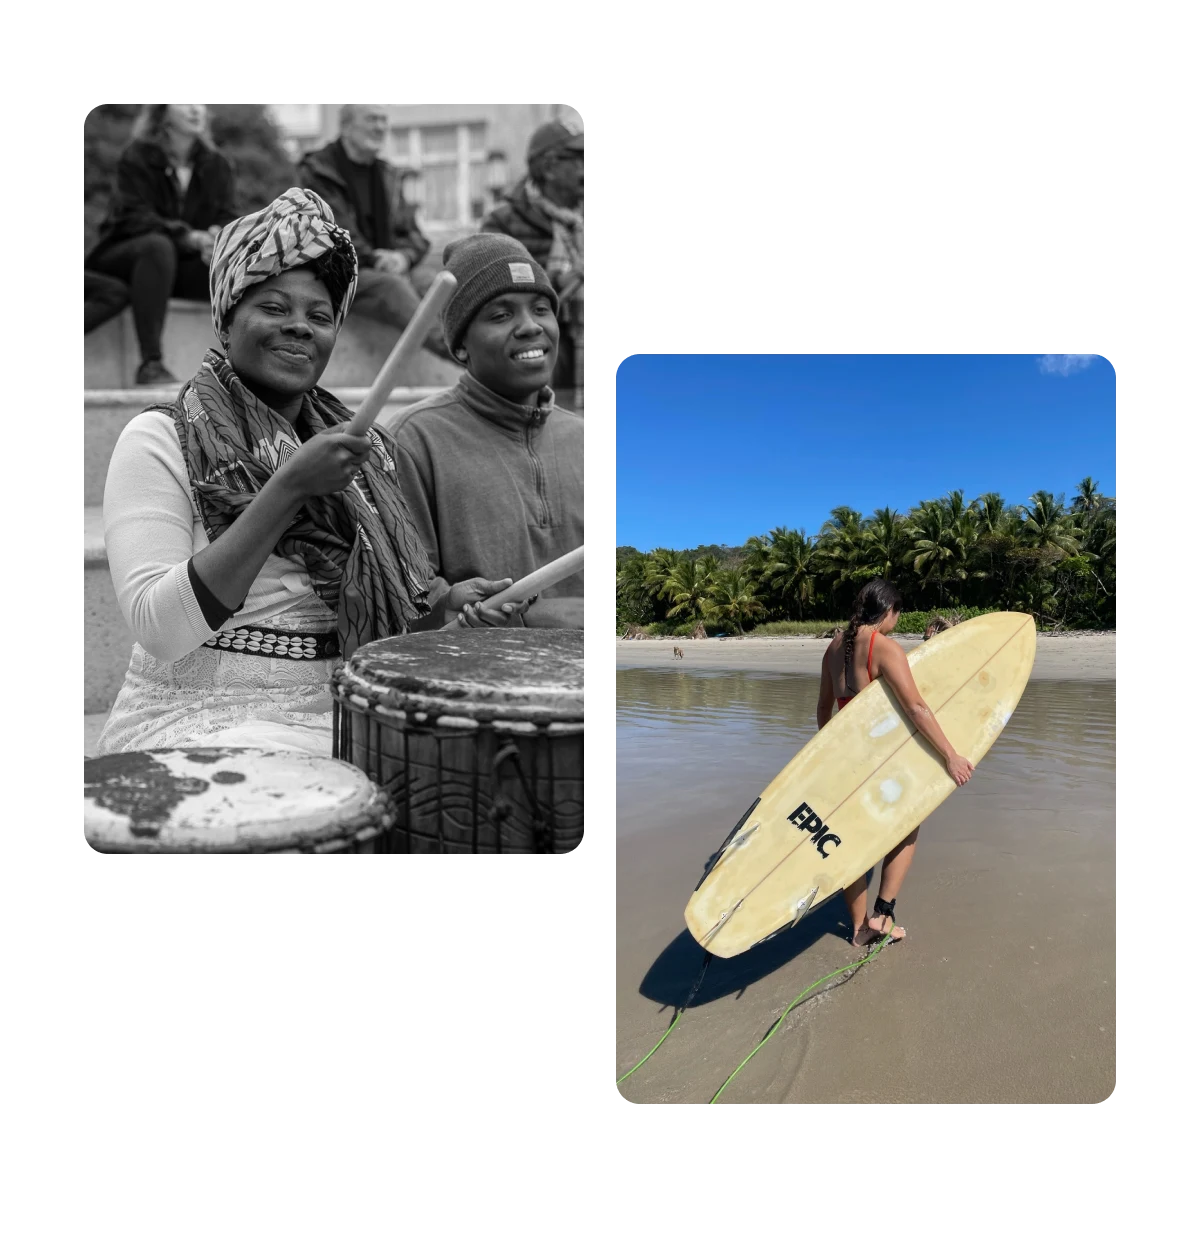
left=617, top=478, right=1115, bottom=634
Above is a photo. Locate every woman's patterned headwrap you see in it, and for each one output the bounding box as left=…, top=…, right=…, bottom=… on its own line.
left=208, top=187, right=358, bottom=340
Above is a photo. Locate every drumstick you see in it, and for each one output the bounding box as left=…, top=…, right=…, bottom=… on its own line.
left=441, top=545, right=585, bottom=627
left=346, top=270, right=458, bottom=436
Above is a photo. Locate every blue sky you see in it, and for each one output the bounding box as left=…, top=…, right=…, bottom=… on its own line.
left=616, top=355, right=1116, bottom=551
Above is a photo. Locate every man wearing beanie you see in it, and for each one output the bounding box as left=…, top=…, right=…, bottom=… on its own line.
left=481, top=120, right=583, bottom=406
left=379, top=234, right=583, bottom=629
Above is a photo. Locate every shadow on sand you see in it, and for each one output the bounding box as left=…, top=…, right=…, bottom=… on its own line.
left=638, top=873, right=873, bottom=1011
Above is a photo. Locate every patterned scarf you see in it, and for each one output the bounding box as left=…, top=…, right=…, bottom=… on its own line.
left=170, top=350, right=432, bottom=657
left=525, top=179, right=584, bottom=285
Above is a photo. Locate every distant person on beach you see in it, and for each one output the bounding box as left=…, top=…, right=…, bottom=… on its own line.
left=816, top=579, right=975, bottom=945
left=924, top=616, right=954, bottom=639
left=85, top=105, right=237, bottom=385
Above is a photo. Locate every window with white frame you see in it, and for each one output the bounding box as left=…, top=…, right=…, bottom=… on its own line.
left=388, top=123, right=487, bottom=225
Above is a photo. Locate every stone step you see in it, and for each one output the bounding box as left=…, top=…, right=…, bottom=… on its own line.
left=84, top=385, right=442, bottom=507
left=85, top=298, right=460, bottom=391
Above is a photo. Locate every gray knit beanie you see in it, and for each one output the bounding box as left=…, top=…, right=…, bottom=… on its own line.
left=440, top=234, right=559, bottom=353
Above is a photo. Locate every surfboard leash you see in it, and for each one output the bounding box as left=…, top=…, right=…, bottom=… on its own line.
left=709, top=932, right=897, bottom=1106
left=616, top=951, right=713, bottom=1085
left=619, top=932, right=892, bottom=1101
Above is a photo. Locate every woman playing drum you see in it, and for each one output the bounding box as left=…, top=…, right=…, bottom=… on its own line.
left=96, top=188, right=519, bottom=758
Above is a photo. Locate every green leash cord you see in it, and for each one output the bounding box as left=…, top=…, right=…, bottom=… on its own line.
left=617, top=935, right=893, bottom=1099
left=617, top=952, right=712, bottom=1085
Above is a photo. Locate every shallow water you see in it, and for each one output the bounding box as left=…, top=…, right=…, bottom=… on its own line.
left=617, top=669, right=1115, bottom=840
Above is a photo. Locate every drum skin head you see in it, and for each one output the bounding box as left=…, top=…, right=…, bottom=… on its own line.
left=342, top=629, right=583, bottom=724
left=84, top=748, right=393, bottom=853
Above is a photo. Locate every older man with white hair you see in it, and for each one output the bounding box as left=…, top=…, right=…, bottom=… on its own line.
left=297, top=105, right=452, bottom=360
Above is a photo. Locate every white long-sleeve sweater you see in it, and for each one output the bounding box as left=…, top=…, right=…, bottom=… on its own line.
left=102, top=411, right=336, bottom=663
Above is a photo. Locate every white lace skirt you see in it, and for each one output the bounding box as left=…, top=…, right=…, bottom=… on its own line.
left=96, top=640, right=336, bottom=757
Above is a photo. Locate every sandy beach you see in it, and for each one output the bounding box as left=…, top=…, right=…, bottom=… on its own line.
left=616, top=630, right=1115, bottom=679
left=616, top=635, right=1115, bottom=1104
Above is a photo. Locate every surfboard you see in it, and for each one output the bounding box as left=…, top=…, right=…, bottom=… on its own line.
left=684, top=612, right=1036, bottom=958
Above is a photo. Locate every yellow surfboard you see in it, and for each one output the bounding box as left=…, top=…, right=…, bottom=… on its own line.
left=684, top=612, right=1036, bottom=958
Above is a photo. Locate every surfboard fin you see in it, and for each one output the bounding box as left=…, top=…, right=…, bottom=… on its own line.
left=789, top=886, right=820, bottom=929
left=699, top=899, right=745, bottom=947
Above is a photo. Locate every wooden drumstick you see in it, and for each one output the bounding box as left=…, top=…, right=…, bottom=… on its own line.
left=441, top=545, right=585, bottom=628
left=346, top=270, right=458, bottom=436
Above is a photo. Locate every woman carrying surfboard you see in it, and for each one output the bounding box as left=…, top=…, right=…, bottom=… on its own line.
left=817, top=579, right=975, bottom=946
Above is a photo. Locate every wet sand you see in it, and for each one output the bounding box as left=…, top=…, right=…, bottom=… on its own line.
left=616, top=665, right=1115, bottom=1104
left=616, top=631, right=1115, bottom=679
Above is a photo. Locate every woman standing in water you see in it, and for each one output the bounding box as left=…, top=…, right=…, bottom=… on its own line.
left=816, top=579, right=975, bottom=945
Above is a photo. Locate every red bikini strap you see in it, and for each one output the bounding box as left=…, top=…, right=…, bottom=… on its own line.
left=868, top=629, right=877, bottom=681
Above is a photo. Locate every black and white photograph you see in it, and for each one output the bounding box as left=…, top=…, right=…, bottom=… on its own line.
left=83, top=104, right=584, bottom=853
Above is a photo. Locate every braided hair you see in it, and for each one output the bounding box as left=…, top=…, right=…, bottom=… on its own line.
left=844, top=578, right=903, bottom=683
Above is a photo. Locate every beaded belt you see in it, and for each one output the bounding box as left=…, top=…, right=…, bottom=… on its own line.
left=203, top=626, right=340, bottom=660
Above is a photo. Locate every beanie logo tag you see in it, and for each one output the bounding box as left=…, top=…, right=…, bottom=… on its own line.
left=508, top=262, right=535, bottom=283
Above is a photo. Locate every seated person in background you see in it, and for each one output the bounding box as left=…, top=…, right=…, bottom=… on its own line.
left=96, top=189, right=521, bottom=758
left=84, top=271, right=131, bottom=334
left=297, top=105, right=452, bottom=361
left=379, top=234, right=584, bottom=630
left=481, top=121, right=583, bottom=401
left=85, top=105, right=236, bottom=385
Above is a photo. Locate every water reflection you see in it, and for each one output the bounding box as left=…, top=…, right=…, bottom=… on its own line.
left=617, top=669, right=1114, bottom=839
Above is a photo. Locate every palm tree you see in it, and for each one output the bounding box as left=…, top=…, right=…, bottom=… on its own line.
left=906, top=501, right=974, bottom=605
left=860, top=507, right=910, bottom=582
left=1081, top=508, right=1116, bottom=573
left=761, top=527, right=818, bottom=620
left=701, top=568, right=765, bottom=634
left=643, top=547, right=684, bottom=598
left=969, top=492, right=1007, bottom=537
left=1020, top=491, right=1082, bottom=555
left=662, top=557, right=715, bottom=621
left=616, top=552, right=654, bottom=627
left=971, top=496, right=1006, bottom=607
left=739, top=534, right=773, bottom=598
left=695, top=553, right=721, bottom=581
left=1070, top=476, right=1113, bottom=520
left=942, top=489, right=969, bottom=523
left=817, top=507, right=865, bottom=609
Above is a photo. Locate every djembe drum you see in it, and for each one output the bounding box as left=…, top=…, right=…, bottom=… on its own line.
left=84, top=748, right=395, bottom=853
left=332, top=629, right=584, bottom=853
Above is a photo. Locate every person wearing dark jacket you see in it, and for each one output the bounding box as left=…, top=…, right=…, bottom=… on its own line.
left=85, top=105, right=237, bottom=385
left=481, top=121, right=583, bottom=404
left=296, top=106, right=451, bottom=361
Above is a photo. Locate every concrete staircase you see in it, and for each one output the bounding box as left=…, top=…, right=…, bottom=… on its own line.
left=85, top=301, right=456, bottom=743
left=85, top=299, right=460, bottom=390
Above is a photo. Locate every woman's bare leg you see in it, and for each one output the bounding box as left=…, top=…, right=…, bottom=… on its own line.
left=867, top=826, right=921, bottom=940
left=843, top=872, right=872, bottom=945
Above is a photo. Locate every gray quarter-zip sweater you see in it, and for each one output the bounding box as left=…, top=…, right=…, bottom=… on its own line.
left=380, top=373, right=583, bottom=627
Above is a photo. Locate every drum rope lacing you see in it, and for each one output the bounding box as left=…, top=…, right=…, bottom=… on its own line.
left=488, top=741, right=552, bottom=850
left=333, top=678, right=579, bottom=852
